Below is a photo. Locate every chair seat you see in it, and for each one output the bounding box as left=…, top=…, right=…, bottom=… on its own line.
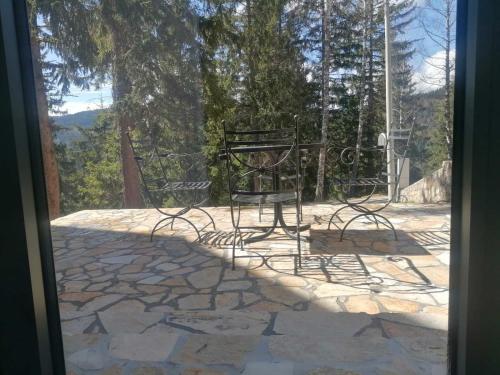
left=152, top=181, right=211, bottom=192
left=232, top=191, right=297, bottom=204
left=259, top=174, right=302, bottom=181
left=333, top=177, right=387, bottom=186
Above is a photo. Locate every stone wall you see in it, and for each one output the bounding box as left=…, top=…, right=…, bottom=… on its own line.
left=400, top=161, right=452, bottom=203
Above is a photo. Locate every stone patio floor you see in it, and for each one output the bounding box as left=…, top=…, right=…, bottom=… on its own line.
left=51, top=203, right=450, bottom=375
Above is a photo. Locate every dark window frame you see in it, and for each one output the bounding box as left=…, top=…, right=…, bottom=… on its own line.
left=0, top=1, right=64, bottom=374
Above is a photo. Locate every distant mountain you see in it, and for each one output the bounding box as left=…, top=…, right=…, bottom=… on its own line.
left=51, top=89, right=443, bottom=146
left=52, top=109, right=103, bottom=144
left=412, top=87, right=445, bottom=129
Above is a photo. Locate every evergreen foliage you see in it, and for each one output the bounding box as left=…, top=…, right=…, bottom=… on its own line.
left=34, top=0, right=452, bottom=214
left=56, top=111, right=122, bottom=213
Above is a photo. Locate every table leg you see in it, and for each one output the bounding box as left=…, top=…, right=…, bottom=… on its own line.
left=277, top=203, right=311, bottom=241
left=243, top=203, right=280, bottom=244
left=244, top=158, right=309, bottom=244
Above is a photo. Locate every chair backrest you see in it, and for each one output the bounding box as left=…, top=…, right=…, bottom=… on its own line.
left=326, top=115, right=416, bottom=200
left=222, top=113, right=300, bottom=197
left=326, top=142, right=387, bottom=188
left=126, top=131, right=206, bottom=206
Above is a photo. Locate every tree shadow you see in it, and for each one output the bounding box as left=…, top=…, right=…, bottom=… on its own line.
left=51, top=215, right=446, bottom=317
left=51, top=211, right=449, bottom=373
left=308, top=228, right=448, bottom=255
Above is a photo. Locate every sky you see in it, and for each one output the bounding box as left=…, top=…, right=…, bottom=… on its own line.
left=56, top=84, right=112, bottom=115
left=52, top=0, right=456, bottom=115
left=409, top=3, right=457, bottom=93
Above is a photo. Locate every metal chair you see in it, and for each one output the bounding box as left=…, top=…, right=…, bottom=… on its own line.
left=127, top=132, right=215, bottom=241
left=221, top=113, right=303, bottom=272
left=326, top=119, right=415, bottom=241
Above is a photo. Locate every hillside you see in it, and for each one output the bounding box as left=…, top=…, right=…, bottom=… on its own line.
left=52, top=109, right=103, bottom=144
left=412, top=88, right=445, bottom=129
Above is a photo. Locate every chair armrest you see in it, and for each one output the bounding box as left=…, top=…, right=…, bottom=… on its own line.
left=327, top=145, right=385, bottom=166
left=158, top=151, right=204, bottom=159
left=329, top=145, right=384, bottom=153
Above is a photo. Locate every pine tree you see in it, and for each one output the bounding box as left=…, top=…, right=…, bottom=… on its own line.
left=28, top=0, right=102, bottom=218
left=200, top=0, right=316, bottom=201
left=30, top=20, right=61, bottom=219
left=36, top=0, right=418, bottom=210
left=33, top=0, right=209, bottom=208
left=56, top=111, right=122, bottom=213
left=310, top=0, right=416, bottom=196
left=419, top=0, right=456, bottom=160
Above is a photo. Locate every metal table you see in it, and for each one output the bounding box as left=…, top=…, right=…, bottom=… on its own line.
left=220, top=143, right=324, bottom=243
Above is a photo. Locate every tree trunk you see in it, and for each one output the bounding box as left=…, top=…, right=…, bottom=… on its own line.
left=366, top=0, right=376, bottom=136
left=422, top=0, right=454, bottom=161
left=444, top=0, right=453, bottom=160
left=31, top=31, right=60, bottom=219
left=315, top=0, right=331, bottom=201
left=246, top=0, right=257, bottom=112
left=352, top=0, right=371, bottom=180
left=365, top=0, right=376, bottom=175
left=105, top=1, right=143, bottom=208
left=114, top=58, right=143, bottom=208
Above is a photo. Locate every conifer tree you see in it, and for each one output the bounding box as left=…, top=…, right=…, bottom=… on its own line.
left=28, top=0, right=100, bottom=217
left=419, top=0, right=455, bottom=160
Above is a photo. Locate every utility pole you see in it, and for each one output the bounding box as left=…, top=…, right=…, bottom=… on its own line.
left=384, top=0, right=395, bottom=200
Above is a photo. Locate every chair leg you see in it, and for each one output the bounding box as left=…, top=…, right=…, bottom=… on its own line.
left=328, top=205, right=348, bottom=230
left=300, top=192, right=304, bottom=222
left=152, top=206, right=204, bottom=242
left=258, top=176, right=263, bottom=222
left=339, top=212, right=398, bottom=241
left=159, top=216, right=201, bottom=242
left=150, top=216, right=173, bottom=242
left=232, top=228, right=238, bottom=270
left=377, top=214, right=398, bottom=240
left=295, top=199, right=302, bottom=271
left=193, top=206, right=216, bottom=230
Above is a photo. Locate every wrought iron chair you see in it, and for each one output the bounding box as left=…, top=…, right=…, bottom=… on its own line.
left=127, top=132, right=215, bottom=241
left=326, top=119, right=415, bottom=241
left=221, top=114, right=303, bottom=272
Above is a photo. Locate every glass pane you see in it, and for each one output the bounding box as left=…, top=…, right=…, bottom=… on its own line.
left=29, top=0, right=455, bottom=373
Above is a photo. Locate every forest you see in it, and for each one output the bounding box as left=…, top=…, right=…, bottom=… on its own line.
left=29, top=0, right=455, bottom=217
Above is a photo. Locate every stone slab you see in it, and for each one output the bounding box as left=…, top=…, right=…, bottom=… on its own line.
left=274, top=312, right=372, bottom=338
left=109, top=332, right=178, bottom=361
left=101, top=255, right=140, bottom=264
left=269, top=335, right=391, bottom=364
left=242, top=361, right=294, bottom=375
left=188, top=267, right=223, bottom=289
left=167, top=311, right=270, bottom=335
left=67, top=348, right=107, bottom=370
left=98, top=311, right=163, bottom=334
left=172, top=334, right=260, bottom=367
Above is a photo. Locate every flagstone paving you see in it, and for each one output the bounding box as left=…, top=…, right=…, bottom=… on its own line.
left=52, top=203, right=450, bottom=374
